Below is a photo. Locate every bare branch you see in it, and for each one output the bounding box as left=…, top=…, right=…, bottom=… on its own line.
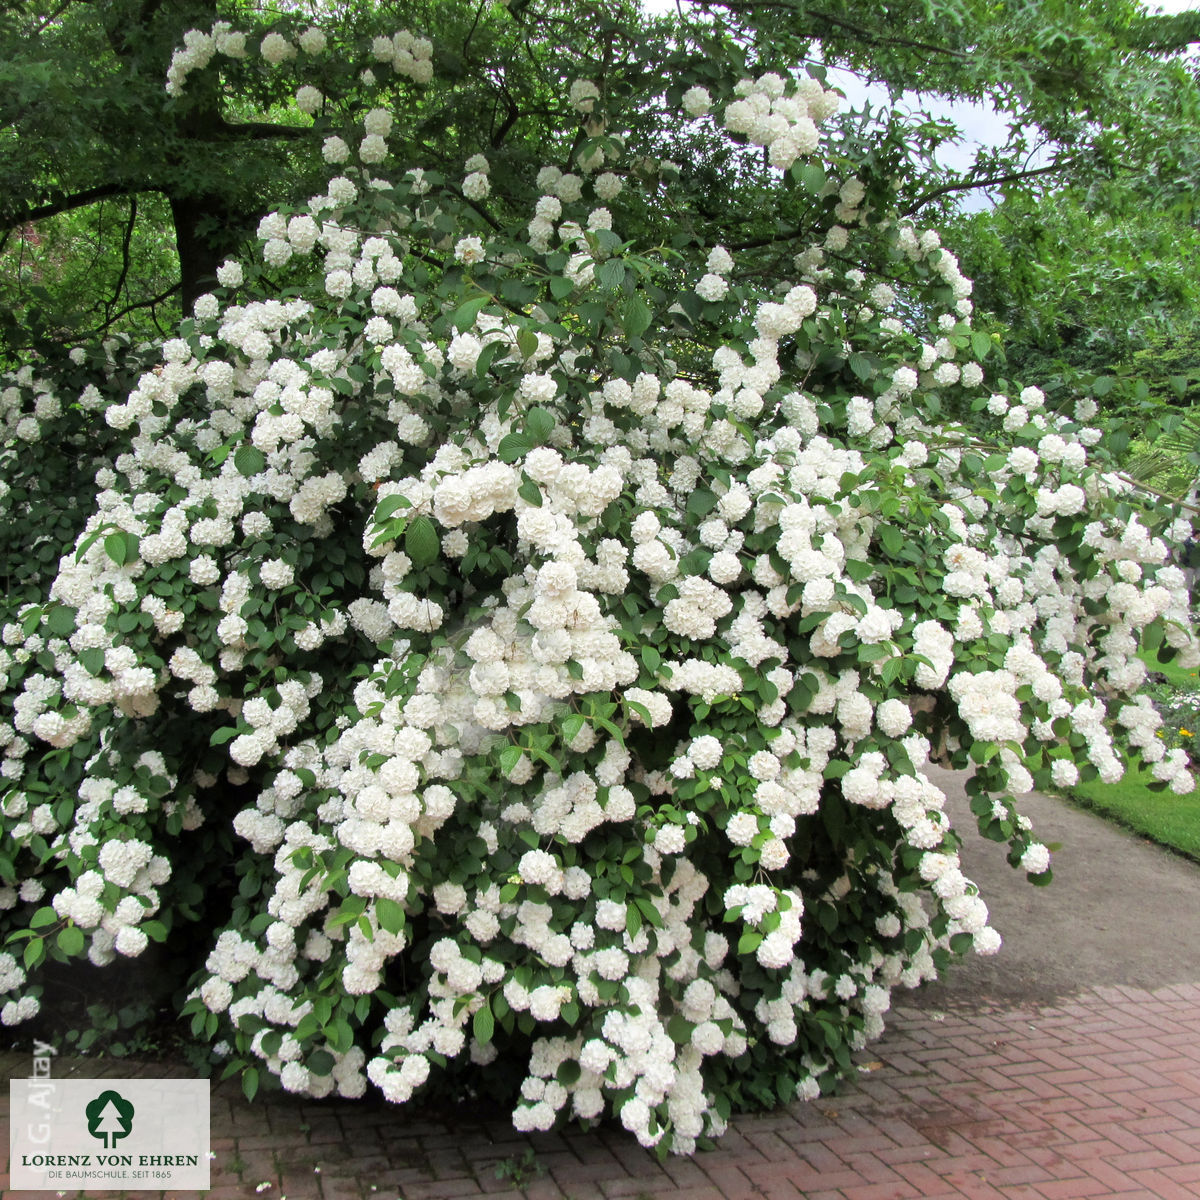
left=454, top=190, right=502, bottom=232
left=491, top=92, right=521, bottom=148
left=462, top=0, right=487, bottom=57
left=87, top=282, right=182, bottom=336
left=1113, top=473, right=1200, bottom=515
left=106, top=195, right=138, bottom=324
left=33, top=0, right=77, bottom=35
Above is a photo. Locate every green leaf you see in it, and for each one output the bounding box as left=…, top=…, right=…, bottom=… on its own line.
left=516, top=329, right=539, bottom=359
left=849, top=352, right=873, bottom=381
left=526, top=406, right=555, bottom=444
left=452, top=294, right=489, bottom=331
left=405, top=516, right=440, bottom=568
left=209, top=725, right=240, bottom=746
left=234, top=445, right=266, bottom=476
left=737, top=929, right=762, bottom=955
left=597, top=259, right=625, bottom=290
left=376, top=896, right=405, bottom=935
left=622, top=296, right=653, bottom=339
left=517, top=474, right=542, bottom=506
left=549, top=275, right=575, bottom=300
left=74, top=524, right=116, bottom=564
left=242, top=1067, right=259, bottom=1102
left=374, top=494, right=411, bottom=522
left=23, top=938, right=43, bottom=970
left=57, top=925, right=85, bottom=955
left=499, top=744, right=523, bottom=775
left=44, top=606, right=77, bottom=638
left=970, top=330, right=991, bottom=360
left=562, top=714, right=585, bottom=742
left=793, top=162, right=825, bottom=193
left=475, top=340, right=503, bottom=377
left=473, top=1001, right=495, bottom=1045
left=30, top=906, right=57, bottom=929
left=497, top=432, right=532, bottom=463
left=667, top=1014, right=695, bottom=1045
left=307, top=1049, right=335, bottom=1076
left=104, top=532, right=129, bottom=566
left=634, top=896, right=662, bottom=927
left=79, top=648, right=105, bottom=677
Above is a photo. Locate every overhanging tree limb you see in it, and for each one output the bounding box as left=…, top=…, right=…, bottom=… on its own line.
left=1118, top=10, right=1200, bottom=53
left=3, top=183, right=161, bottom=229
left=698, top=0, right=972, bottom=61
left=902, top=159, right=1070, bottom=215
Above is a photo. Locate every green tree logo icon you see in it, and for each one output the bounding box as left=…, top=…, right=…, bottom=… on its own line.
left=85, top=1089, right=135, bottom=1149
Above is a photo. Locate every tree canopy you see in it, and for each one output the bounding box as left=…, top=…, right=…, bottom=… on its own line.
left=3, top=0, right=1200, bottom=362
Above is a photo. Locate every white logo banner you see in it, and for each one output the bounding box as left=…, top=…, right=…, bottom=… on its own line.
left=9, top=1078, right=210, bottom=1190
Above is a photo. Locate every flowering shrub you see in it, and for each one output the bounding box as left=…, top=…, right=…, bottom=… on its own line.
left=0, top=18, right=1197, bottom=1154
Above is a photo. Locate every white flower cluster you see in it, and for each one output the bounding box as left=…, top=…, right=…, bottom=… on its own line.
left=722, top=72, right=840, bottom=170
left=568, top=79, right=601, bottom=114
left=461, top=154, right=490, bottom=201
left=369, top=29, right=434, bottom=84
left=165, top=21, right=247, bottom=95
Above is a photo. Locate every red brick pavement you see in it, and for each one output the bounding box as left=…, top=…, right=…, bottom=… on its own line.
left=3, top=981, right=1199, bottom=1200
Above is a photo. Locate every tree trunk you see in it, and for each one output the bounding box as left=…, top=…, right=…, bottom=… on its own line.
left=169, top=190, right=249, bottom=313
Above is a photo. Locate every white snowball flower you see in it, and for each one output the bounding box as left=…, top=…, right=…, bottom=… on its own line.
left=455, top=236, right=486, bottom=265
left=682, top=86, right=712, bottom=117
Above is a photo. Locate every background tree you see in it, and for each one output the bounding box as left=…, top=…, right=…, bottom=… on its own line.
left=949, top=184, right=1200, bottom=379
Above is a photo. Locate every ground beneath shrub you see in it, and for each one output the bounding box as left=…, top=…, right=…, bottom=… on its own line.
left=914, top=766, right=1200, bottom=1008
